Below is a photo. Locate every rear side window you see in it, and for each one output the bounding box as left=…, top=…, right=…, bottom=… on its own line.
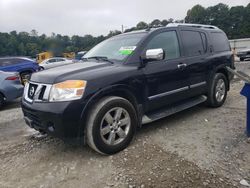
left=0, top=59, right=15, bottom=67
left=210, top=32, right=230, bottom=52
left=57, top=59, right=65, bottom=62
left=48, top=59, right=57, bottom=63
left=146, top=31, right=180, bottom=60
left=181, top=30, right=204, bottom=57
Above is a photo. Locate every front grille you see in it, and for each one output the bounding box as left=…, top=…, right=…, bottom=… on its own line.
left=28, top=83, right=38, bottom=100
left=24, top=82, right=52, bottom=103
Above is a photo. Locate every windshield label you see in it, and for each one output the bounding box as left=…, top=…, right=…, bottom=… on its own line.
left=119, top=46, right=136, bottom=55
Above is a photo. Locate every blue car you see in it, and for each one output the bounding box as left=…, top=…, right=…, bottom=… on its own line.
left=0, top=71, right=24, bottom=109
left=0, top=57, right=40, bottom=84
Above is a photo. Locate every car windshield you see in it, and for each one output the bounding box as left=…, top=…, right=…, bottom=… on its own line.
left=84, top=33, right=146, bottom=61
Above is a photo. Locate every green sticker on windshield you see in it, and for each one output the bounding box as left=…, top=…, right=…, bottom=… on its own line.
left=119, top=46, right=136, bottom=55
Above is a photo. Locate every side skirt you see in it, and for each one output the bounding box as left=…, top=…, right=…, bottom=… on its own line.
left=142, top=95, right=207, bottom=124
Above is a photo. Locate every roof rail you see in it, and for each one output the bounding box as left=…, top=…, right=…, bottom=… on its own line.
left=166, top=23, right=219, bottom=29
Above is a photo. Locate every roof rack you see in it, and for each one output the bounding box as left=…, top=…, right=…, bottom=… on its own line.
left=166, top=23, right=219, bottom=29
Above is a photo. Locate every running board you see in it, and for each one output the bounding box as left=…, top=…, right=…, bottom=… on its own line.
left=142, top=95, right=207, bottom=124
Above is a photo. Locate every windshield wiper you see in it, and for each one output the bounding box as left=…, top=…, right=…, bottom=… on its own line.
left=82, top=56, right=114, bottom=64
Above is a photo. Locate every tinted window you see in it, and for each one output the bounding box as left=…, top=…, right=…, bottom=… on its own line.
left=48, top=59, right=57, bottom=63
left=146, top=31, right=180, bottom=60
left=0, top=58, right=20, bottom=67
left=210, top=32, right=230, bottom=52
left=181, top=30, right=204, bottom=57
left=57, top=59, right=65, bottom=62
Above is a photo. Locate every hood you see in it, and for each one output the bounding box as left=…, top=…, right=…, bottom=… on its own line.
left=30, top=62, right=113, bottom=84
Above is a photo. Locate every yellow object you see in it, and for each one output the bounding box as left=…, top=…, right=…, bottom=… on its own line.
left=62, top=52, right=75, bottom=59
left=36, top=52, right=53, bottom=64
left=54, top=80, right=87, bottom=89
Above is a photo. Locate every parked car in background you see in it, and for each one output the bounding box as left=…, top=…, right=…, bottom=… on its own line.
left=22, top=24, right=234, bottom=155
left=0, top=57, right=40, bottom=84
left=0, top=71, right=23, bottom=109
left=237, top=48, right=250, bottom=61
left=39, top=57, right=74, bottom=70
left=74, top=51, right=87, bottom=61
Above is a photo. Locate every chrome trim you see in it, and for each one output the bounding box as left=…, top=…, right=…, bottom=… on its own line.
left=167, top=23, right=219, bottom=29
left=148, top=86, right=189, bottom=100
left=24, top=81, right=52, bottom=103
left=190, top=82, right=206, bottom=89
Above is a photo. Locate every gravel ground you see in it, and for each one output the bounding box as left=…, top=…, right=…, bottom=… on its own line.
left=0, top=61, right=250, bottom=188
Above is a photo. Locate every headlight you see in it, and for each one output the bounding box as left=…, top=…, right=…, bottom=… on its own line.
left=49, top=80, right=87, bottom=102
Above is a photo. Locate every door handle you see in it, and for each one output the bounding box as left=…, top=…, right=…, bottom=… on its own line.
left=177, top=63, right=187, bottom=69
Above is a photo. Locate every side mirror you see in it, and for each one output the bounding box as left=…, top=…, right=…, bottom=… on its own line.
left=142, top=48, right=165, bottom=62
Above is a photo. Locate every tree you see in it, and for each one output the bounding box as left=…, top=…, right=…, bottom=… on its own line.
left=30, top=29, right=38, bottom=37
left=161, top=20, right=169, bottom=26
left=150, top=19, right=161, bottom=27
left=107, top=30, right=122, bottom=38
left=0, top=3, right=250, bottom=57
left=185, top=5, right=206, bottom=23
left=136, top=21, right=148, bottom=30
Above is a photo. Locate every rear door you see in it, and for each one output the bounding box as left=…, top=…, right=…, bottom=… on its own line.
left=179, top=29, right=209, bottom=96
left=142, top=29, right=190, bottom=111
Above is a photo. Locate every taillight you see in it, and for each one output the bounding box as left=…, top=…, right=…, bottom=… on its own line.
left=5, top=76, right=19, bottom=81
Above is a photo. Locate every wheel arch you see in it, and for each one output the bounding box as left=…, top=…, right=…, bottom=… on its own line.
left=79, top=84, right=145, bottom=140
left=0, top=90, right=6, bottom=104
left=19, top=69, right=34, bottom=75
left=209, top=65, right=230, bottom=91
left=0, top=90, right=5, bottom=98
left=215, top=67, right=230, bottom=91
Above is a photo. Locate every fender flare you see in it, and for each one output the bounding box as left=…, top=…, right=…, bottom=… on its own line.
left=208, top=64, right=230, bottom=91
left=78, top=84, right=145, bottom=139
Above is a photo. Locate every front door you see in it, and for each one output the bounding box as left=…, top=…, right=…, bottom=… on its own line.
left=142, top=30, right=190, bottom=111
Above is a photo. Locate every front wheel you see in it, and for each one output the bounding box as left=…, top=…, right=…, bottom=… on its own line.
left=206, top=73, right=228, bottom=107
left=85, top=96, right=137, bottom=155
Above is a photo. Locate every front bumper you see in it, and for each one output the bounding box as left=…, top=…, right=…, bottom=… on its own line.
left=21, top=99, right=86, bottom=139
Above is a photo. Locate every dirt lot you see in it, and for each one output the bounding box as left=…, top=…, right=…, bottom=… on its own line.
left=1, top=61, right=250, bottom=188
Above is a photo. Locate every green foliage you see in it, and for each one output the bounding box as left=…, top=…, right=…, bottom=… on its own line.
left=185, top=3, right=250, bottom=39
left=0, top=3, right=249, bottom=57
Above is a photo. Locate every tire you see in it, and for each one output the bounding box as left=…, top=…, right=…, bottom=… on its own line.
left=240, top=57, right=244, bottom=61
left=85, top=96, right=137, bottom=155
left=206, top=73, right=228, bottom=107
left=0, top=93, right=5, bottom=109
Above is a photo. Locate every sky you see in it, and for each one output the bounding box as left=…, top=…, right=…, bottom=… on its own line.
left=0, top=0, right=249, bottom=37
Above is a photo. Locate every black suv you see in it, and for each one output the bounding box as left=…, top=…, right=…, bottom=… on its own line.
left=22, top=24, right=234, bottom=155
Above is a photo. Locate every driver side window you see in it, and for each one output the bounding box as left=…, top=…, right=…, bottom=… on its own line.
left=146, top=31, right=180, bottom=60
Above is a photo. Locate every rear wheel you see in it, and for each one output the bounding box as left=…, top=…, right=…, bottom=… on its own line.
left=206, top=73, right=228, bottom=107
left=85, top=96, right=137, bottom=155
left=0, top=93, right=5, bottom=109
